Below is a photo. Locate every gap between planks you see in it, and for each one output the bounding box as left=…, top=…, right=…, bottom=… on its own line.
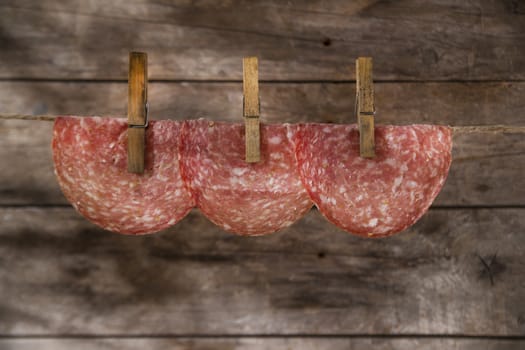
left=1, top=334, right=525, bottom=340
left=2, top=78, right=525, bottom=84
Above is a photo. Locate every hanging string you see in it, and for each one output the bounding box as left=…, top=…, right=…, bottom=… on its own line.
left=0, top=113, right=524, bottom=134
left=0, top=114, right=56, bottom=121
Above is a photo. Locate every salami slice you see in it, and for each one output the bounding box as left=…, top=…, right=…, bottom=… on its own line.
left=291, top=123, right=452, bottom=237
left=52, top=116, right=194, bottom=235
left=179, top=120, right=312, bottom=235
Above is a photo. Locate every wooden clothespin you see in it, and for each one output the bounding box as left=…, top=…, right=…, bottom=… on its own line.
left=127, top=52, right=148, bottom=173
left=243, top=56, right=260, bottom=163
left=356, top=57, right=375, bottom=158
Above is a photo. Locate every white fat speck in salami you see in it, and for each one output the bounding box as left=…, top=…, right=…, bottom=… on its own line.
left=52, top=116, right=195, bottom=235
left=290, top=123, right=452, bottom=237
left=179, top=120, right=312, bottom=235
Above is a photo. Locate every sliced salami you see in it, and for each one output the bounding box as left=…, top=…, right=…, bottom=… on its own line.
left=290, top=123, right=452, bottom=237
left=179, top=120, right=312, bottom=235
left=52, top=116, right=194, bottom=235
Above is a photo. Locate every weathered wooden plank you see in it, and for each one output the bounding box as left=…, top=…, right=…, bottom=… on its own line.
left=1, top=118, right=524, bottom=206
left=1, top=81, right=524, bottom=125
left=0, top=208, right=524, bottom=335
left=0, top=0, right=524, bottom=80
left=439, top=127, right=525, bottom=206
left=0, top=338, right=523, bottom=350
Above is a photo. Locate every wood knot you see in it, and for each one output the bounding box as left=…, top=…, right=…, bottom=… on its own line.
left=322, top=38, right=332, bottom=47
left=477, top=253, right=505, bottom=286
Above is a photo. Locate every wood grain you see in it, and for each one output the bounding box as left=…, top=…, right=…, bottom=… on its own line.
left=0, top=338, right=524, bottom=350
left=1, top=117, right=524, bottom=206
left=1, top=81, right=523, bottom=126
left=1, top=0, right=524, bottom=344
left=356, top=57, right=375, bottom=158
left=243, top=57, right=260, bottom=162
left=0, top=0, right=524, bottom=80
left=127, top=52, right=147, bottom=173
left=0, top=207, right=524, bottom=335
left=243, top=57, right=259, bottom=118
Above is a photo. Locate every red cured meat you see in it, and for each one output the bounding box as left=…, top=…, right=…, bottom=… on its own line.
left=290, top=124, right=452, bottom=237
left=179, top=120, right=312, bottom=235
left=52, top=116, right=194, bottom=235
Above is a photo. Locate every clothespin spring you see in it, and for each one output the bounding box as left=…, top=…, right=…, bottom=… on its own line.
left=129, top=103, right=149, bottom=128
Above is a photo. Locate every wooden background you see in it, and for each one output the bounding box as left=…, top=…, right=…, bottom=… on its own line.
left=1, top=0, right=524, bottom=349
